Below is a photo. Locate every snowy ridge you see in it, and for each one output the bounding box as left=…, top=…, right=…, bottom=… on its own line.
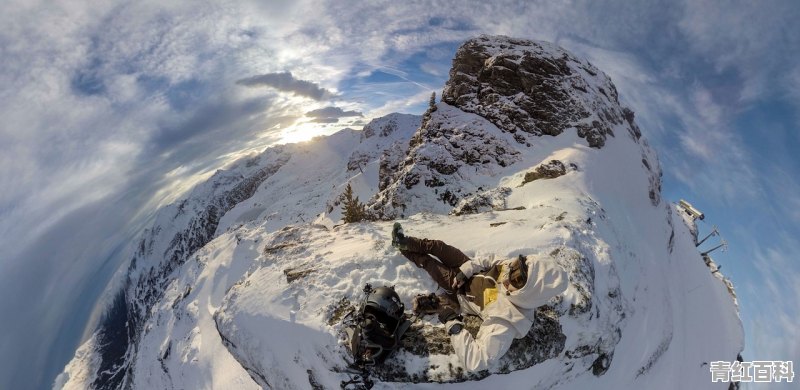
left=370, top=103, right=525, bottom=218
left=56, top=36, right=741, bottom=390
left=55, top=114, right=421, bottom=389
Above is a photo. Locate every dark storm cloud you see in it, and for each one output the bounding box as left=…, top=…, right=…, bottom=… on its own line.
left=305, top=106, right=362, bottom=118
left=236, top=72, right=335, bottom=100
left=150, top=96, right=270, bottom=152
left=311, top=117, right=340, bottom=123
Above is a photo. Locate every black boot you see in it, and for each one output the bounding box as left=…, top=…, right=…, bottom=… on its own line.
left=391, top=222, right=408, bottom=250
left=411, top=293, right=441, bottom=316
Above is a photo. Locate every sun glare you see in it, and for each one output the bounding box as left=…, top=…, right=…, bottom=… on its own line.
left=278, top=121, right=343, bottom=144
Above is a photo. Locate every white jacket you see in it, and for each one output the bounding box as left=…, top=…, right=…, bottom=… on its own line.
left=445, top=253, right=568, bottom=371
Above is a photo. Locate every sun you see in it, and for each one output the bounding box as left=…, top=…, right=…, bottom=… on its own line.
left=278, top=121, right=344, bottom=144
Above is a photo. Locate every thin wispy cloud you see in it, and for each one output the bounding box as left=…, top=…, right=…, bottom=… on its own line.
left=746, top=234, right=800, bottom=366
left=679, top=0, right=800, bottom=103
left=236, top=72, right=335, bottom=100
left=419, top=61, right=449, bottom=77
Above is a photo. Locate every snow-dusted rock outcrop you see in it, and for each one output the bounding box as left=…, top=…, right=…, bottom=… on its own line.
left=443, top=35, right=628, bottom=148
left=371, top=35, right=661, bottom=219
left=57, top=36, right=741, bottom=390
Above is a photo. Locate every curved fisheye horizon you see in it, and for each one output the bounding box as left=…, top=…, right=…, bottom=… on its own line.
left=1, top=1, right=798, bottom=389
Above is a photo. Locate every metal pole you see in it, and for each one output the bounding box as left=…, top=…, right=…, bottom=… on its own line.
left=701, top=240, right=727, bottom=256
left=696, top=226, right=719, bottom=247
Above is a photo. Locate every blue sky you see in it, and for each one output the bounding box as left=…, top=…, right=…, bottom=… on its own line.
left=0, top=1, right=798, bottom=389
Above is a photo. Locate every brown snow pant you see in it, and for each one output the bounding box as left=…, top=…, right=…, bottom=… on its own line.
left=400, top=237, right=471, bottom=310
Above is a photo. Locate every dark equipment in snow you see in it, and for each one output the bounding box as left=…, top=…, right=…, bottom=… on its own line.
left=340, top=284, right=411, bottom=389
left=411, top=292, right=442, bottom=316
left=343, top=284, right=411, bottom=365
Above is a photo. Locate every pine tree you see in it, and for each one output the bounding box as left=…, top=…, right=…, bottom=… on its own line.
left=342, top=183, right=367, bottom=223
left=422, top=91, right=438, bottom=124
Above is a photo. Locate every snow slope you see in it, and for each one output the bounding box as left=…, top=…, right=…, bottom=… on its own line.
left=56, top=36, right=742, bottom=389
left=209, top=116, right=741, bottom=389
left=54, top=113, right=421, bottom=389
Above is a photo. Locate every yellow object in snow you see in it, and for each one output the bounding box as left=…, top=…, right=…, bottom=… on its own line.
left=467, top=263, right=506, bottom=310
left=482, top=263, right=505, bottom=307
left=483, top=286, right=498, bottom=307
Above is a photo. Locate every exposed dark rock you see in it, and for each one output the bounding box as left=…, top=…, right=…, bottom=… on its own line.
left=521, top=160, right=567, bottom=186
left=361, top=115, right=399, bottom=140
left=326, top=298, right=354, bottom=327
left=369, top=104, right=522, bottom=218
left=442, top=35, right=625, bottom=148
left=551, top=247, right=594, bottom=316
left=378, top=141, right=410, bottom=192
left=592, top=352, right=613, bottom=376
left=636, top=331, right=672, bottom=378
left=451, top=187, right=512, bottom=216
left=90, top=291, right=133, bottom=389
left=263, top=242, right=299, bottom=255
left=622, top=107, right=642, bottom=140
left=307, top=369, right=324, bottom=390
left=347, top=151, right=372, bottom=172
left=284, top=266, right=316, bottom=283
left=369, top=36, right=662, bottom=218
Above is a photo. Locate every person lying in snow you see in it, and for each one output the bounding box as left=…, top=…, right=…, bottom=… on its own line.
left=391, top=222, right=568, bottom=372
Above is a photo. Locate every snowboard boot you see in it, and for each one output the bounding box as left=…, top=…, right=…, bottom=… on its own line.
left=391, top=222, right=408, bottom=250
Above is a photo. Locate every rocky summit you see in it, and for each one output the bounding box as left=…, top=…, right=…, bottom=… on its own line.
left=443, top=35, right=640, bottom=148
left=370, top=35, right=659, bottom=220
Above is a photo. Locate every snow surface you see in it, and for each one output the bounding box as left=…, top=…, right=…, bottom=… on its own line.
left=61, top=113, right=740, bottom=389
left=56, top=42, right=741, bottom=389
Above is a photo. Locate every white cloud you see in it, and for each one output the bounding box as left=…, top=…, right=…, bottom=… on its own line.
left=760, top=165, right=800, bottom=225
left=419, top=61, right=449, bottom=77
left=692, top=86, right=724, bottom=128
left=678, top=0, right=800, bottom=104
left=746, top=235, right=800, bottom=363
left=367, top=89, right=433, bottom=118
left=632, top=81, right=762, bottom=206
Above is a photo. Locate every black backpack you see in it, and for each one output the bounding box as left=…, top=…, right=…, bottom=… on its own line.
left=343, top=284, right=411, bottom=367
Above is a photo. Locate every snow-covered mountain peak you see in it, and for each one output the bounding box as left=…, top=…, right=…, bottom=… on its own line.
left=371, top=35, right=661, bottom=219
left=360, top=113, right=421, bottom=141
left=57, top=37, right=740, bottom=390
